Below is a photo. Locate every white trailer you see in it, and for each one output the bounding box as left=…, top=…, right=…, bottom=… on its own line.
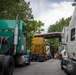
left=61, top=6, right=76, bottom=75
left=61, top=26, right=69, bottom=44
left=59, top=26, right=69, bottom=59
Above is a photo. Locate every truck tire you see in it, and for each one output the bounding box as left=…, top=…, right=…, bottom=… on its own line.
left=4, top=56, right=14, bottom=75
left=66, top=72, right=71, bottom=75
left=61, top=60, right=64, bottom=70
left=0, top=61, right=4, bottom=75
left=66, top=62, right=74, bottom=75
left=38, top=56, right=45, bottom=62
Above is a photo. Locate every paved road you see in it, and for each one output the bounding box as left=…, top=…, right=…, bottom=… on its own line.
left=13, top=59, right=66, bottom=75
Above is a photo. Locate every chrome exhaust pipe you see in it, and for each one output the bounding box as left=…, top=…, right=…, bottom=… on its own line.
left=13, top=14, right=19, bottom=55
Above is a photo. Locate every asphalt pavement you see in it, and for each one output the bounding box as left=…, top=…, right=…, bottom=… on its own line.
left=13, top=59, right=66, bottom=75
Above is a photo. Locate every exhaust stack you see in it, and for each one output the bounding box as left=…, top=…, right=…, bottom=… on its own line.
left=14, top=15, right=19, bottom=55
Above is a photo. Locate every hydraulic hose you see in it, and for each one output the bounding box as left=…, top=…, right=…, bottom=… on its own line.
left=0, top=38, right=10, bottom=54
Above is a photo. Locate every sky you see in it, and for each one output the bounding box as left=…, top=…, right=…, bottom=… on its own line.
left=25, top=0, right=75, bottom=33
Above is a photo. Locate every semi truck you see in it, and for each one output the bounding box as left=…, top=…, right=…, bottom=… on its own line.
left=0, top=15, right=30, bottom=75
left=60, top=5, right=76, bottom=75
left=31, top=37, right=47, bottom=61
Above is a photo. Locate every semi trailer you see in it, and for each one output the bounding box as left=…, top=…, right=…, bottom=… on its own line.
left=59, top=26, right=69, bottom=60
left=31, top=37, right=47, bottom=62
left=0, top=15, right=30, bottom=75
left=60, top=5, right=76, bottom=75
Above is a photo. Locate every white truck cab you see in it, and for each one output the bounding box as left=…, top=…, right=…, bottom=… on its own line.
left=67, top=6, right=76, bottom=60
left=61, top=6, right=76, bottom=75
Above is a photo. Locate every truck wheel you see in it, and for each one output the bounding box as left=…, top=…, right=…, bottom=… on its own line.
left=66, top=63, right=74, bottom=75
left=38, top=57, right=44, bottom=62
left=0, top=61, right=4, bottom=75
left=66, top=72, right=71, bottom=75
left=61, top=60, right=64, bottom=70
left=4, top=56, right=14, bottom=75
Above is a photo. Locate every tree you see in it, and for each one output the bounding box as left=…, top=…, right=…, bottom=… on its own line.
left=0, top=0, right=44, bottom=49
left=0, top=0, right=33, bottom=20
left=47, top=17, right=71, bottom=53
left=26, top=20, right=44, bottom=35
left=26, top=20, right=44, bottom=49
left=0, top=0, right=20, bottom=19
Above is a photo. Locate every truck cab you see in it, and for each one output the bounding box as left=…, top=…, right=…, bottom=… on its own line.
left=67, top=6, right=76, bottom=60
left=0, top=18, right=30, bottom=75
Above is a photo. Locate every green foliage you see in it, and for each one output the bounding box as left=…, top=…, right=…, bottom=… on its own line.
left=26, top=20, right=44, bottom=35
left=47, top=17, right=71, bottom=53
left=48, top=17, right=71, bottom=32
left=0, top=0, right=33, bottom=20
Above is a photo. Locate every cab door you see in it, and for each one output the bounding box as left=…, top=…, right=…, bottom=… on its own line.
left=67, top=28, right=76, bottom=59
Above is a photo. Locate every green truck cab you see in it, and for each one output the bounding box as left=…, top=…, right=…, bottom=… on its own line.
left=0, top=16, right=30, bottom=75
